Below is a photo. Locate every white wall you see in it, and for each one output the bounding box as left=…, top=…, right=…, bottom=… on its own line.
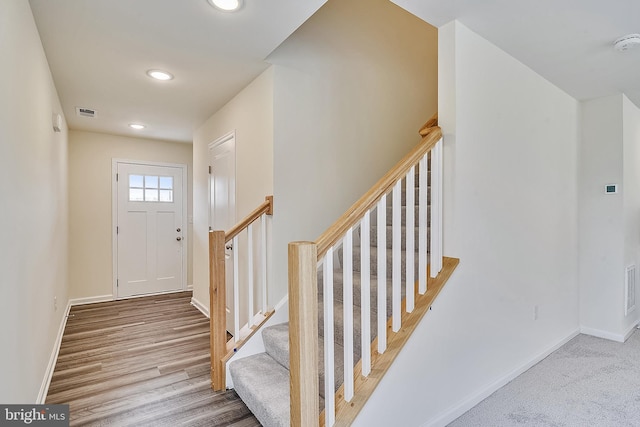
left=268, top=0, right=438, bottom=302
left=354, top=21, right=580, bottom=427
left=578, top=94, right=640, bottom=341
left=192, top=68, right=274, bottom=310
left=68, top=130, right=193, bottom=299
left=579, top=95, right=625, bottom=338
left=0, top=0, right=69, bottom=402
left=623, top=96, right=640, bottom=332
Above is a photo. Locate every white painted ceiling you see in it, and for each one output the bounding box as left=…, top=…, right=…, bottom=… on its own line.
left=30, top=0, right=640, bottom=143
left=29, top=0, right=326, bottom=143
left=391, top=0, right=640, bottom=108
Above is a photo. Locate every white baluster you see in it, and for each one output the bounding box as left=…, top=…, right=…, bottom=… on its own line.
left=437, top=139, right=443, bottom=273
left=343, top=228, right=354, bottom=402
left=233, top=235, right=240, bottom=342
left=247, top=223, right=254, bottom=327
left=376, top=195, right=387, bottom=354
left=360, top=211, right=371, bottom=377
left=323, top=250, right=335, bottom=427
left=261, top=214, right=267, bottom=313
left=405, top=166, right=415, bottom=313
left=392, top=181, right=401, bottom=332
left=419, top=154, right=428, bottom=294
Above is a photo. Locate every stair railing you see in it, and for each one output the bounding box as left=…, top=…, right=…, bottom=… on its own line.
left=289, top=114, right=446, bottom=426
left=210, top=195, right=274, bottom=391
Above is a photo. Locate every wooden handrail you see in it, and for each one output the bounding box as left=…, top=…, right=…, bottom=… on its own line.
left=419, top=112, right=438, bottom=136
left=225, top=195, right=273, bottom=242
left=315, top=127, right=441, bottom=259
left=210, top=195, right=274, bottom=391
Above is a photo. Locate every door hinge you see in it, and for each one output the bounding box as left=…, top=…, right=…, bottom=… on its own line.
left=117, top=279, right=119, bottom=287
left=208, top=166, right=211, bottom=174
left=116, top=173, right=119, bottom=182
left=117, top=226, right=119, bottom=234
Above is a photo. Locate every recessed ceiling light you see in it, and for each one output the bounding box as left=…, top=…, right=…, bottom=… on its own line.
left=614, top=34, right=640, bottom=52
left=129, top=124, right=145, bottom=130
left=207, top=0, right=243, bottom=12
left=146, top=69, right=174, bottom=81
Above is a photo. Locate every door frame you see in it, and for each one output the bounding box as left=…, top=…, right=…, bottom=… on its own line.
left=208, top=130, right=236, bottom=230
left=111, top=159, right=188, bottom=299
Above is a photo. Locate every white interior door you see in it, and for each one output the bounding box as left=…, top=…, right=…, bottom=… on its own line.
left=115, top=162, right=186, bottom=298
left=209, top=133, right=236, bottom=334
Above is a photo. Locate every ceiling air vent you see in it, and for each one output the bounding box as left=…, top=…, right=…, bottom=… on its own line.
left=76, top=107, right=97, bottom=118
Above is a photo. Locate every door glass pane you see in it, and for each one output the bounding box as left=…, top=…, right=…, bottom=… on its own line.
left=129, top=174, right=143, bottom=188
left=145, top=175, right=159, bottom=189
left=159, top=176, right=173, bottom=190
left=159, top=190, right=173, bottom=202
left=145, top=189, right=159, bottom=202
left=129, top=188, right=144, bottom=201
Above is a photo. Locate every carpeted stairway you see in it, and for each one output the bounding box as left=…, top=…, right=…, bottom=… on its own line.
left=229, top=174, right=429, bottom=427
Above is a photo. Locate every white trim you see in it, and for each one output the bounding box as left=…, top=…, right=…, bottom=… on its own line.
left=580, top=320, right=640, bottom=343
left=69, top=294, right=114, bottom=306
left=191, top=297, right=210, bottom=318
left=580, top=326, right=624, bottom=343
left=112, top=159, right=188, bottom=299
left=422, top=328, right=580, bottom=427
left=37, top=300, right=72, bottom=403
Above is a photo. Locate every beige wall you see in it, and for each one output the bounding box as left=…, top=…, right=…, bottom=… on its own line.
left=268, top=0, right=438, bottom=302
left=0, top=0, right=69, bottom=402
left=68, top=130, right=193, bottom=299
left=192, top=68, right=274, bottom=310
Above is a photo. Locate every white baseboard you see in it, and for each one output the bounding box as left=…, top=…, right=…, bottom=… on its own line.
left=423, top=328, right=580, bottom=427
left=69, top=294, right=113, bottom=306
left=579, top=322, right=640, bottom=343
left=191, top=297, right=210, bottom=318
left=37, top=300, right=72, bottom=404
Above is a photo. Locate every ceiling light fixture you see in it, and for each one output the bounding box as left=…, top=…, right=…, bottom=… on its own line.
left=146, top=69, right=174, bottom=81
left=129, top=124, right=145, bottom=130
left=207, top=0, right=243, bottom=12
left=614, top=34, right=640, bottom=51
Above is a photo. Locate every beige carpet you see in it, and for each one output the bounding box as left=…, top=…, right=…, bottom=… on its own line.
left=450, top=330, right=640, bottom=426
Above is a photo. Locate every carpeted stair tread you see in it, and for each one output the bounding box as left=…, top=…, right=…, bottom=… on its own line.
left=229, top=353, right=291, bottom=427
left=261, top=322, right=345, bottom=399
left=262, top=323, right=290, bottom=370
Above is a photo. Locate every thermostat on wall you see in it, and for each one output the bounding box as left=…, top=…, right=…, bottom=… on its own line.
left=605, top=184, right=618, bottom=194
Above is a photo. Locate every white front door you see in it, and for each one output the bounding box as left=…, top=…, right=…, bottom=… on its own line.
left=115, top=161, right=186, bottom=298
left=209, top=133, right=236, bottom=334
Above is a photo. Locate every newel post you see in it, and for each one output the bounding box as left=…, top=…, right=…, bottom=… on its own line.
left=288, top=241, right=319, bottom=427
left=210, top=230, right=227, bottom=391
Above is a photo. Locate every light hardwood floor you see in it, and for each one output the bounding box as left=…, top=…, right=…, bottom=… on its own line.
left=46, top=291, right=261, bottom=426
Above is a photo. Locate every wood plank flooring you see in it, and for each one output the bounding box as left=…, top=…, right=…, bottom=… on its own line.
left=46, top=291, right=261, bottom=426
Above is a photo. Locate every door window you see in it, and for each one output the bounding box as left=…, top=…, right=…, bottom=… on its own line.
left=129, top=174, right=173, bottom=202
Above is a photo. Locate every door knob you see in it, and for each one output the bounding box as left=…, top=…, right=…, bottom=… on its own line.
left=176, top=237, right=182, bottom=241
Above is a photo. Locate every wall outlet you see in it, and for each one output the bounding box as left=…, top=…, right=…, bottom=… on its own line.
left=533, top=305, right=539, bottom=320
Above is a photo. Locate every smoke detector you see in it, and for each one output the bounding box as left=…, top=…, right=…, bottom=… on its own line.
left=614, top=34, right=640, bottom=51
left=76, top=107, right=97, bottom=118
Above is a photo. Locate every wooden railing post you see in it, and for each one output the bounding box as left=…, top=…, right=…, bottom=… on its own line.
left=288, top=241, right=319, bottom=427
left=210, top=230, right=227, bottom=391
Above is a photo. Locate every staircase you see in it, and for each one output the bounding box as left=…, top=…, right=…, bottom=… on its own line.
left=213, top=115, right=459, bottom=426
left=231, top=182, right=426, bottom=426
